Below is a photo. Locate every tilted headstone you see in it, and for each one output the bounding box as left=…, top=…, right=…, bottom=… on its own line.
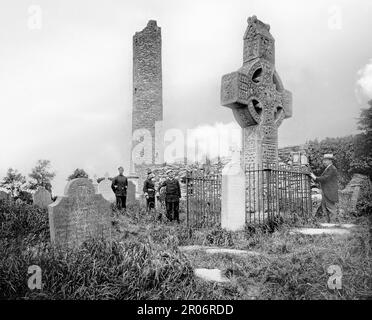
left=33, top=186, right=52, bottom=208
left=220, top=16, right=292, bottom=219
left=339, top=174, right=370, bottom=214
left=221, top=148, right=246, bottom=231
left=98, top=172, right=115, bottom=203
left=48, top=178, right=111, bottom=248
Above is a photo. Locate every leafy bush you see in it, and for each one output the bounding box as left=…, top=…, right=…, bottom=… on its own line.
left=351, top=101, right=372, bottom=179
left=306, top=101, right=372, bottom=186
left=0, top=200, right=49, bottom=242
left=306, top=136, right=355, bottom=188
left=0, top=168, right=26, bottom=198
left=356, top=179, right=372, bottom=216
left=67, top=168, right=89, bottom=181
left=16, top=190, right=33, bottom=204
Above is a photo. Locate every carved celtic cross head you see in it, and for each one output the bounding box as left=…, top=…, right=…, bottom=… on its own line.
left=221, top=16, right=292, bottom=130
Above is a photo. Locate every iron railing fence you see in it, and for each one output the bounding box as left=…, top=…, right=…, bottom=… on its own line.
left=244, top=163, right=312, bottom=225
left=185, top=170, right=221, bottom=228
left=185, top=163, right=312, bottom=229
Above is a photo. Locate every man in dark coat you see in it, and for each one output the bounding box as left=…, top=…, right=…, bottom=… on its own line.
left=157, top=177, right=166, bottom=210
left=310, top=154, right=339, bottom=222
left=143, top=173, right=156, bottom=214
left=111, top=166, right=128, bottom=211
left=158, top=169, right=181, bottom=223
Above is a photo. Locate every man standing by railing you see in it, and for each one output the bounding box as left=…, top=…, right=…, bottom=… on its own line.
left=310, top=154, right=339, bottom=222
left=158, top=169, right=181, bottom=223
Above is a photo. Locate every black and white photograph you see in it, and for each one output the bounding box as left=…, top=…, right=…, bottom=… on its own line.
left=0, top=0, right=371, bottom=307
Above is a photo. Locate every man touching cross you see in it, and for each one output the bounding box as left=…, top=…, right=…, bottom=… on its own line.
left=310, top=154, right=339, bottom=222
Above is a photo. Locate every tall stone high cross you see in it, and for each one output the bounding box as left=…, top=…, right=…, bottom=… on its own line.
left=221, top=16, right=292, bottom=169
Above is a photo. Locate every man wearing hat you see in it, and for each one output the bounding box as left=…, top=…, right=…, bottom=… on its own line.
left=157, top=177, right=167, bottom=211
left=158, top=169, right=181, bottom=223
left=310, top=154, right=339, bottom=222
left=111, top=166, right=128, bottom=211
left=143, top=172, right=156, bottom=214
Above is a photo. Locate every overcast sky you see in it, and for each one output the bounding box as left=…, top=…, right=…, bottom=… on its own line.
left=0, top=0, right=371, bottom=195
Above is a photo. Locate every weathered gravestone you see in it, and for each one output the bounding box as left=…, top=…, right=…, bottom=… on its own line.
left=33, top=186, right=52, bottom=208
left=128, top=175, right=140, bottom=201
left=92, top=174, right=99, bottom=193
left=339, top=174, right=370, bottom=214
left=126, top=180, right=137, bottom=205
left=221, top=148, right=245, bottom=231
left=48, top=178, right=111, bottom=248
left=98, top=172, right=115, bottom=202
left=220, top=15, right=292, bottom=219
left=0, top=190, right=9, bottom=201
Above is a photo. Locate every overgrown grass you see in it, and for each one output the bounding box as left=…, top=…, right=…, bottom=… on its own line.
left=0, top=198, right=371, bottom=300
left=0, top=200, right=243, bottom=300
left=111, top=200, right=372, bottom=300
left=183, top=222, right=371, bottom=299
left=1, top=238, right=203, bottom=300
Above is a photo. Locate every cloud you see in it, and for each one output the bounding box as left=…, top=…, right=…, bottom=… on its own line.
left=355, top=59, right=372, bottom=103
left=184, top=122, right=241, bottom=162
left=162, top=121, right=242, bottom=164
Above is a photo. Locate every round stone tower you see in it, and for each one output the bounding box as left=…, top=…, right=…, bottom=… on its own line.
left=131, top=20, right=163, bottom=188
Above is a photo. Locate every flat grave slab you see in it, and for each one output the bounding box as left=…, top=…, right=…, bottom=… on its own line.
left=178, top=245, right=207, bottom=252
left=290, top=228, right=351, bottom=236
left=319, top=223, right=356, bottom=229
left=179, top=245, right=261, bottom=256
left=205, top=248, right=260, bottom=256
left=194, top=268, right=230, bottom=283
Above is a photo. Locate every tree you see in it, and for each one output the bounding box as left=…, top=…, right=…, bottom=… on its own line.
left=17, top=190, right=33, bottom=204
left=350, top=100, right=372, bottom=178
left=28, top=160, right=55, bottom=193
left=306, top=100, right=372, bottom=185
left=0, top=168, right=26, bottom=198
left=357, top=100, right=372, bottom=134
left=306, top=136, right=354, bottom=188
left=67, top=168, right=89, bottom=181
left=97, top=177, right=106, bottom=183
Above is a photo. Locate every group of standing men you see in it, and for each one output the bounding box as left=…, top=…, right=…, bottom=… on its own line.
left=110, top=152, right=339, bottom=224
left=143, top=169, right=181, bottom=223
left=110, top=166, right=181, bottom=223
